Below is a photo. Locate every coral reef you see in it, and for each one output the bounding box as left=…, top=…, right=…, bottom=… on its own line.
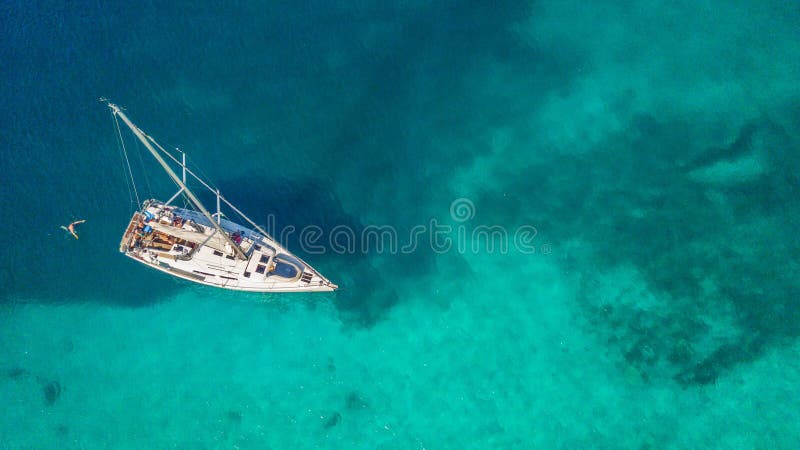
left=43, top=381, right=62, bottom=406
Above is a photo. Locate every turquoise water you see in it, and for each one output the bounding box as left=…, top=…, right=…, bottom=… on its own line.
left=2, top=0, right=800, bottom=447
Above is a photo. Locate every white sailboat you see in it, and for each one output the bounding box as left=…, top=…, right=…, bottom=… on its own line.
left=106, top=101, right=337, bottom=292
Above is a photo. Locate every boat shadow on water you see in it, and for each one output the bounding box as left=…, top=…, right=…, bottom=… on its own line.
left=1, top=174, right=434, bottom=325
left=217, top=173, right=447, bottom=327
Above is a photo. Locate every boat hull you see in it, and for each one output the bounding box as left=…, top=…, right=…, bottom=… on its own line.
left=124, top=252, right=337, bottom=292
left=120, top=201, right=338, bottom=293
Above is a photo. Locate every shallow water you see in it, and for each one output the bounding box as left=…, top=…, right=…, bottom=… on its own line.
left=2, top=0, right=799, bottom=447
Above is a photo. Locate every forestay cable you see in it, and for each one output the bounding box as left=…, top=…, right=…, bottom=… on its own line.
left=113, top=112, right=141, bottom=208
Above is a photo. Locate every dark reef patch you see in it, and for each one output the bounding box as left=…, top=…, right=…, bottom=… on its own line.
left=675, top=335, right=766, bottom=386
left=345, top=391, right=369, bottom=410
left=482, top=112, right=800, bottom=386
left=43, top=380, right=62, bottom=406
left=326, top=357, right=336, bottom=374
left=323, top=412, right=342, bottom=429
left=7, top=367, right=27, bottom=379
left=227, top=410, right=242, bottom=424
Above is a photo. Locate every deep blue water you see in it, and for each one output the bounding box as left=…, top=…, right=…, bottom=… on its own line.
left=2, top=0, right=800, bottom=447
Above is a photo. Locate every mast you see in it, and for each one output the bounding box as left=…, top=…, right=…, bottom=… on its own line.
left=108, top=103, right=247, bottom=260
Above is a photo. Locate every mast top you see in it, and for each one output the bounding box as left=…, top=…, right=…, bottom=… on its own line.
left=101, top=98, right=120, bottom=114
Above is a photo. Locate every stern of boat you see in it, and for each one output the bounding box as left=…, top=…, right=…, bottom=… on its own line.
left=119, top=212, right=144, bottom=252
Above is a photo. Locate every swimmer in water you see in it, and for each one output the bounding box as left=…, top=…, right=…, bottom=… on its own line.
left=60, top=219, right=86, bottom=240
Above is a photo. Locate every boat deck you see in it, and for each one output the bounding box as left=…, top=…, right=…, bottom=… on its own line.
left=119, top=200, right=337, bottom=292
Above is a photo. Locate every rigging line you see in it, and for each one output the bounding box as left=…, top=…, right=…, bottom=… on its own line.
left=133, top=132, right=153, bottom=199
left=187, top=153, right=219, bottom=191
left=180, top=192, right=191, bottom=211
left=112, top=111, right=135, bottom=208
left=156, top=139, right=219, bottom=193
left=114, top=113, right=141, bottom=208
left=142, top=132, right=254, bottom=228
left=144, top=133, right=221, bottom=197
left=146, top=134, right=219, bottom=193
